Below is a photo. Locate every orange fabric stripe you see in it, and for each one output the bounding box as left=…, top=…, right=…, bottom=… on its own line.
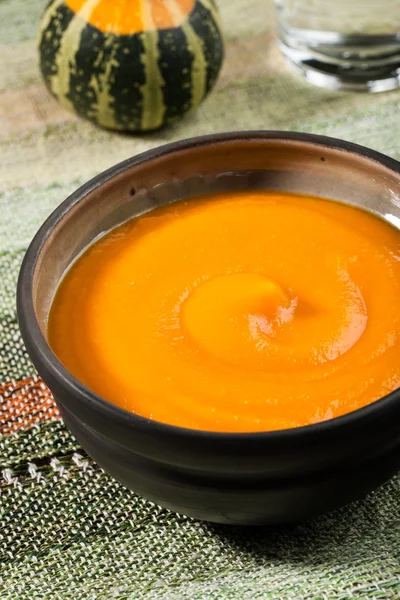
left=0, top=377, right=59, bottom=435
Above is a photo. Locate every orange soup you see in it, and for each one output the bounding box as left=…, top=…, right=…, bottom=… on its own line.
left=48, top=192, right=400, bottom=432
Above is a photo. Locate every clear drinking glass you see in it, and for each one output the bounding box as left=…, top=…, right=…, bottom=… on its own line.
left=274, top=0, right=400, bottom=92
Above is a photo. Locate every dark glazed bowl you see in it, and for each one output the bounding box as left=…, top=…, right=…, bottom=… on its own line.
left=17, top=132, right=400, bottom=525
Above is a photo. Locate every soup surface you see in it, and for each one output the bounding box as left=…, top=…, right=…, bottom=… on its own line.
left=48, top=192, right=400, bottom=432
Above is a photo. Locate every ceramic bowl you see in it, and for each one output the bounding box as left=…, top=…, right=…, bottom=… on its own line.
left=17, top=132, right=400, bottom=524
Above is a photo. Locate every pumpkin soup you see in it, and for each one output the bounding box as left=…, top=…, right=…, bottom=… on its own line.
left=48, top=191, right=400, bottom=432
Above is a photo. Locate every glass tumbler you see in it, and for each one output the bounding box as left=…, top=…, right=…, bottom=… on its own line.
left=274, top=0, right=400, bottom=92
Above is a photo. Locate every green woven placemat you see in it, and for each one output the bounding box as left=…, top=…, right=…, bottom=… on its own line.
left=1, top=0, right=400, bottom=597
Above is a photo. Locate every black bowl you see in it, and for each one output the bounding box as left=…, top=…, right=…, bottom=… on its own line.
left=17, top=132, right=400, bottom=525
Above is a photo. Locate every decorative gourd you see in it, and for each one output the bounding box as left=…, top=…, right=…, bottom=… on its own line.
left=38, top=0, right=224, bottom=131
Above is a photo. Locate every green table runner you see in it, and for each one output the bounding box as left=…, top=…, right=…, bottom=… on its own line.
left=1, top=1, right=399, bottom=597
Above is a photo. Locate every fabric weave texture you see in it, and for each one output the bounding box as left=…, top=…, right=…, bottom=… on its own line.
left=1, top=0, right=400, bottom=597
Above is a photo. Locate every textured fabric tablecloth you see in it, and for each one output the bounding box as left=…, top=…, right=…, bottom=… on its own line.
left=1, top=1, right=400, bottom=598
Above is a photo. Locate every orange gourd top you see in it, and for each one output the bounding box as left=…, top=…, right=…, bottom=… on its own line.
left=48, top=192, right=400, bottom=432
left=65, top=0, right=196, bottom=34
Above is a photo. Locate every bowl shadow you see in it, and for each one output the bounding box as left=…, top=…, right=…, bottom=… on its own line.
left=206, top=475, right=400, bottom=570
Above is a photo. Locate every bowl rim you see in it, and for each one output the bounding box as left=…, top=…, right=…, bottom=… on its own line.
left=17, top=130, right=400, bottom=441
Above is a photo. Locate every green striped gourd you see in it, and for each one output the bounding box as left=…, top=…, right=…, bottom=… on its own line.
left=38, top=0, right=224, bottom=131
